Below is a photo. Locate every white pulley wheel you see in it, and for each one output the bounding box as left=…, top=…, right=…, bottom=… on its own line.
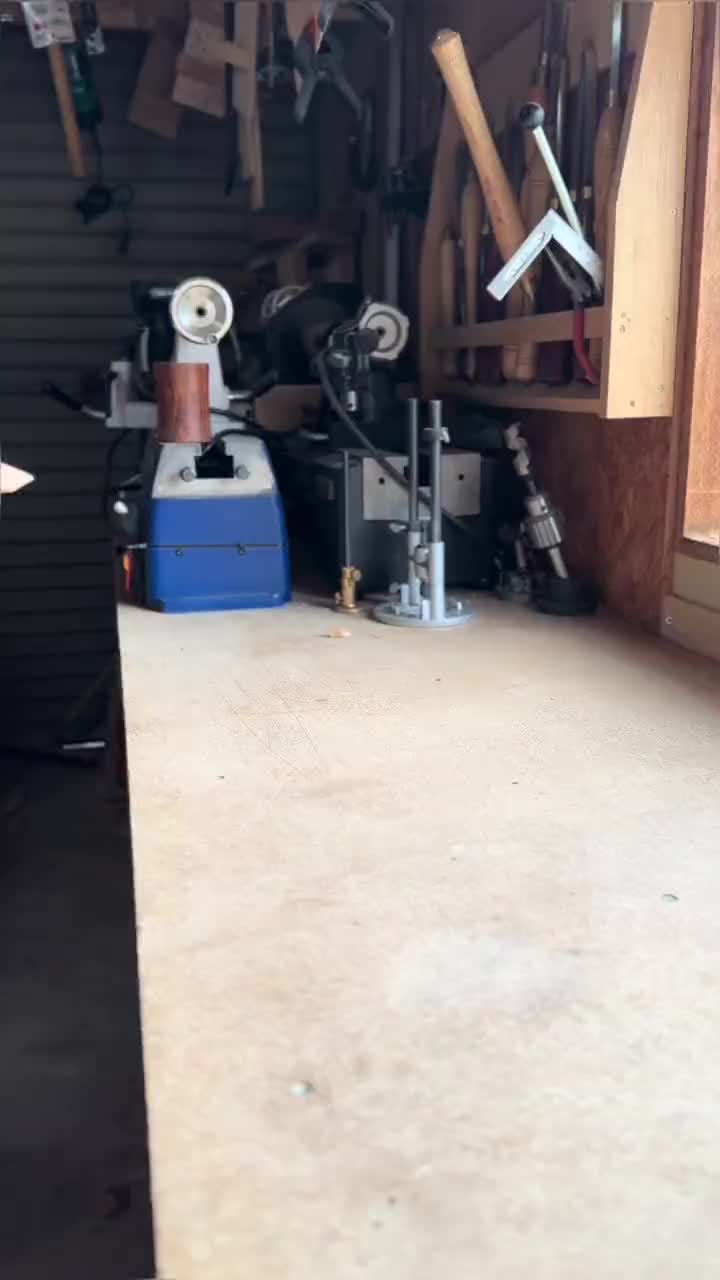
left=357, top=301, right=409, bottom=362
left=171, top=277, right=234, bottom=345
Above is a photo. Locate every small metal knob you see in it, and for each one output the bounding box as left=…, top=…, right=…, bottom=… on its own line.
left=235, top=464, right=250, bottom=479
left=518, top=101, right=545, bottom=131
left=179, top=467, right=194, bottom=483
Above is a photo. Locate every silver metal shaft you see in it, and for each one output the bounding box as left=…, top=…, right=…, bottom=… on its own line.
left=428, top=399, right=443, bottom=545
left=532, top=125, right=584, bottom=238
left=428, top=400, right=445, bottom=622
left=406, top=399, right=421, bottom=607
left=342, top=450, right=352, bottom=566
left=407, top=399, right=419, bottom=528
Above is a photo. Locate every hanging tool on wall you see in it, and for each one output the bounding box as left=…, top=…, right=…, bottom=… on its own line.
left=314, top=0, right=393, bottom=48
left=257, top=1, right=295, bottom=91
left=293, top=0, right=392, bottom=190
left=432, top=30, right=534, bottom=323
left=294, top=0, right=392, bottom=115
left=64, top=3, right=135, bottom=255
left=21, top=0, right=86, bottom=178
left=63, top=31, right=103, bottom=133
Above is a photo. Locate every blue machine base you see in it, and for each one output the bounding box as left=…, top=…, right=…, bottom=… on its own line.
left=147, top=494, right=290, bottom=614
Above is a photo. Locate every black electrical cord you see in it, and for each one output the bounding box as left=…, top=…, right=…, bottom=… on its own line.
left=75, top=129, right=135, bottom=255
left=101, top=428, right=131, bottom=524
left=315, top=352, right=481, bottom=544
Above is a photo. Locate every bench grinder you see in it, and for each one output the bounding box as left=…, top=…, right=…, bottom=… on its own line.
left=108, top=277, right=290, bottom=614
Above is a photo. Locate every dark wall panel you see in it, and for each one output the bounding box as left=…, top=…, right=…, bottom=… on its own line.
left=0, top=29, right=311, bottom=747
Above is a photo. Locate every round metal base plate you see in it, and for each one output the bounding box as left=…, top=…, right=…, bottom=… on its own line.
left=373, top=598, right=475, bottom=629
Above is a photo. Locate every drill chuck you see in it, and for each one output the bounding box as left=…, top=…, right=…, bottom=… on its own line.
left=525, top=493, right=562, bottom=551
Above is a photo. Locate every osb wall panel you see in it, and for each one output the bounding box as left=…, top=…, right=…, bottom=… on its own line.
left=527, top=414, right=671, bottom=632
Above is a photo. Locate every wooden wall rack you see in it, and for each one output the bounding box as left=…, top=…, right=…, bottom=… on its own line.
left=419, top=1, right=694, bottom=420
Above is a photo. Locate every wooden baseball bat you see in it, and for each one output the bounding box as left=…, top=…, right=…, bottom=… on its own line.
left=432, top=29, right=534, bottom=303
left=459, top=171, right=482, bottom=380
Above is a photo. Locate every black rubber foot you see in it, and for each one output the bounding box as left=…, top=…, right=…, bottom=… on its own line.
left=534, top=576, right=599, bottom=617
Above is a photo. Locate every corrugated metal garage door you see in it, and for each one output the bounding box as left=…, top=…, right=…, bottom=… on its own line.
left=0, top=27, right=311, bottom=749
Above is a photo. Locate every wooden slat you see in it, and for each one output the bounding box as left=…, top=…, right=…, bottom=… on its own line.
left=0, top=651, right=115, bottom=677
left=0, top=541, right=111, bottom=568
left=434, top=308, right=606, bottom=350
left=0, top=317, right=134, bottom=343
left=0, top=587, right=115, bottom=613
left=603, top=3, right=694, bottom=418
left=0, top=517, right=114, bottom=542
left=0, top=263, right=252, bottom=289
left=0, top=289, right=132, bottom=318
left=438, top=378, right=602, bottom=415
left=0, top=233, right=263, bottom=262
left=0, top=564, right=113, bottom=591
left=0, top=206, right=260, bottom=239
left=0, top=631, right=117, bottom=656
left=0, top=676, right=99, bottom=701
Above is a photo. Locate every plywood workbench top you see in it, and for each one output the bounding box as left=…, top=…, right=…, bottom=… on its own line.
left=119, top=599, right=720, bottom=1280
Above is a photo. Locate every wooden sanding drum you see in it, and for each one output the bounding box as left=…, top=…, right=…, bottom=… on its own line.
left=154, top=363, right=212, bottom=444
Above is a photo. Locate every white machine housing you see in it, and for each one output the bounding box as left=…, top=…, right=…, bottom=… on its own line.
left=106, top=276, right=235, bottom=430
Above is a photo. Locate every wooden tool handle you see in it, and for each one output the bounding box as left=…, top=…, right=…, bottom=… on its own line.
left=501, top=285, right=537, bottom=381
left=590, top=102, right=622, bottom=371
left=505, top=139, right=551, bottom=382
left=460, top=173, right=482, bottom=380
left=593, top=102, right=623, bottom=262
left=47, top=43, right=86, bottom=180
left=439, top=229, right=458, bottom=378
left=432, top=30, right=533, bottom=302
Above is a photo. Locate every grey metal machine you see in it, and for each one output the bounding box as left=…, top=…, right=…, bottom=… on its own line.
left=374, top=399, right=475, bottom=629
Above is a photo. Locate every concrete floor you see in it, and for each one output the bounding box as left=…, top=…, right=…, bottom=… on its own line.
left=0, top=758, right=154, bottom=1280
left=118, top=597, right=720, bottom=1280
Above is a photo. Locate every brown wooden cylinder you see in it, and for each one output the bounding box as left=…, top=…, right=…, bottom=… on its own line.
left=154, top=363, right=211, bottom=444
